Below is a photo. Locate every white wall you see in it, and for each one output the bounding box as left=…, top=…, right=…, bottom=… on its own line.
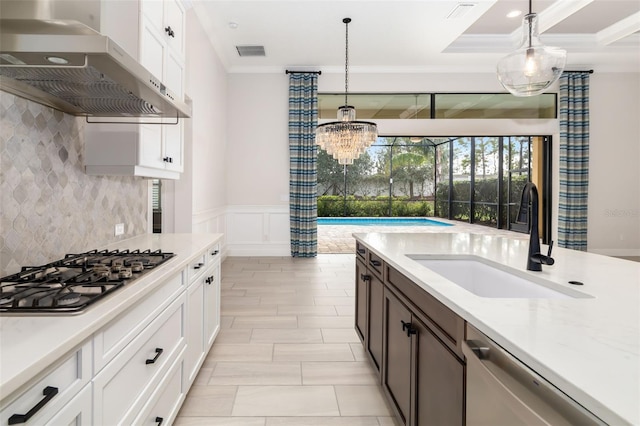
left=587, top=73, right=640, bottom=255
left=225, top=71, right=640, bottom=255
left=173, top=8, right=228, bottom=236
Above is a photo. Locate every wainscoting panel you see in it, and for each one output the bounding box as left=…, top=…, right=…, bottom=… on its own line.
left=225, top=206, right=290, bottom=256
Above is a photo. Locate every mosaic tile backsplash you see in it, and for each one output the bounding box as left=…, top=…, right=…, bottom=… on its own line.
left=0, top=92, right=148, bottom=276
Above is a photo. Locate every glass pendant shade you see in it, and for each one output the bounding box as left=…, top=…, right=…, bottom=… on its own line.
left=497, top=13, right=566, bottom=97
left=315, top=18, right=378, bottom=165
left=316, top=106, right=377, bottom=165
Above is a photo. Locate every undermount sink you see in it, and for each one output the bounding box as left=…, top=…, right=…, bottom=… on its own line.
left=407, top=255, right=591, bottom=299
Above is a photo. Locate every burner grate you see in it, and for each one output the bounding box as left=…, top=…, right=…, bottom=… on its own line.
left=0, top=248, right=175, bottom=314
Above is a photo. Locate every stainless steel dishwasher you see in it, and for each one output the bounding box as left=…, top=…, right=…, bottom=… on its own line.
left=463, top=324, right=605, bottom=426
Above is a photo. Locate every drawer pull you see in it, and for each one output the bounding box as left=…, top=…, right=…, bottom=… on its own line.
left=155, top=416, right=164, bottom=425
left=193, top=262, right=204, bottom=270
left=369, top=260, right=382, bottom=267
left=360, top=273, right=371, bottom=282
left=401, top=320, right=417, bottom=337
left=211, top=250, right=219, bottom=256
left=205, top=275, right=215, bottom=285
left=145, top=348, right=164, bottom=365
left=357, top=248, right=365, bottom=254
left=8, top=386, right=59, bottom=425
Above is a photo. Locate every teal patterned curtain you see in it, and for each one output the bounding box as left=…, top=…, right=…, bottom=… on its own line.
left=558, top=72, right=590, bottom=251
left=288, top=73, right=318, bottom=257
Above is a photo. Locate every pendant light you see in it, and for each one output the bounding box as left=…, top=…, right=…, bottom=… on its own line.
left=497, top=0, right=566, bottom=97
left=316, top=18, right=377, bottom=165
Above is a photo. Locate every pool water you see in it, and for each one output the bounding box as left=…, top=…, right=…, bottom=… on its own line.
left=317, top=217, right=452, bottom=226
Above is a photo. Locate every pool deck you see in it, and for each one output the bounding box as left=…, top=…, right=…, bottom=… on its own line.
left=318, top=218, right=528, bottom=254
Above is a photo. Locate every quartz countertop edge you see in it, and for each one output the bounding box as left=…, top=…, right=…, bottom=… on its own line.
left=353, top=232, right=640, bottom=426
left=0, top=233, right=223, bottom=401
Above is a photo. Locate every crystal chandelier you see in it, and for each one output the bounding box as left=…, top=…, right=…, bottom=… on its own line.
left=316, top=18, right=377, bottom=165
left=497, top=0, right=567, bottom=97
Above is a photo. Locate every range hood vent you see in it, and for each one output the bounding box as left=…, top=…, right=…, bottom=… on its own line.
left=0, top=19, right=191, bottom=118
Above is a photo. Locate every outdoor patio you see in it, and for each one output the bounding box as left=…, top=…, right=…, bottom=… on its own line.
left=317, top=218, right=529, bottom=254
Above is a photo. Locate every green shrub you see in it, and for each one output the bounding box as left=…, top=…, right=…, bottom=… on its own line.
left=317, top=196, right=433, bottom=217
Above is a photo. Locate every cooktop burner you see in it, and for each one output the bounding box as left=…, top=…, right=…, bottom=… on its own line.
left=0, top=249, right=175, bottom=314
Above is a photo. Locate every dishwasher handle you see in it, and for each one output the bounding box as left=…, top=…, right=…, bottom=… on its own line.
left=462, top=330, right=604, bottom=426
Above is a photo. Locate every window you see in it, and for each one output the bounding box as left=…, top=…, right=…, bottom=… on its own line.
left=318, top=93, right=556, bottom=120
left=317, top=135, right=551, bottom=240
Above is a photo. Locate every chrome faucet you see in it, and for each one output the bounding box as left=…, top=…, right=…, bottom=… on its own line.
left=520, top=182, right=554, bottom=271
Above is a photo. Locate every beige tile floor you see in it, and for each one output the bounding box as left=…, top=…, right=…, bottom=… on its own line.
left=175, top=255, right=399, bottom=426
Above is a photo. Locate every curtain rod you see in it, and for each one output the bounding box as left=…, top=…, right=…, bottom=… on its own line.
left=286, top=70, right=322, bottom=75
left=564, top=70, right=594, bottom=74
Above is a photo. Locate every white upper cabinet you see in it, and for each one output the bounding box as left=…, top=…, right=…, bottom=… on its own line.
left=141, top=0, right=185, bottom=97
left=84, top=0, right=186, bottom=180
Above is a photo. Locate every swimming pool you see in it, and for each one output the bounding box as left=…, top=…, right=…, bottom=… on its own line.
left=317, top=217, right=452, bottom=226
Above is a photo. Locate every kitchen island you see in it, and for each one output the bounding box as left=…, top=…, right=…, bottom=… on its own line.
left=0, top=233, right=223, bottom=424
left=354, top=232, right=639, bottom=425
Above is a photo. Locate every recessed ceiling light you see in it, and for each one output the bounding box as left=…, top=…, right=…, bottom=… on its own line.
left=228, top=22, right=239, bottom=29
left=507, top=10, right=522, bottom=18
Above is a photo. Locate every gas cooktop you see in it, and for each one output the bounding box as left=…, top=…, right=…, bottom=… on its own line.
left=0, top=249, right=175, bottom=314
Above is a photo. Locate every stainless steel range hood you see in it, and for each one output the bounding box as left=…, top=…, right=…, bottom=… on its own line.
left=0, top=19, right=191, bottom=118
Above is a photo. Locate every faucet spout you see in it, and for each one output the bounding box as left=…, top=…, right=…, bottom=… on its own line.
left=520, top=182, right=554, bottom=271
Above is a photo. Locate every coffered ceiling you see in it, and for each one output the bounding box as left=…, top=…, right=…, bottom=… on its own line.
left=191, top=0, right=640, bottom=73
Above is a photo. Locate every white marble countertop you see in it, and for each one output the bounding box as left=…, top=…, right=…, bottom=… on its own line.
left=354, top=232, right=639, bottom=425
left=0, top=233, right=223, bottom=401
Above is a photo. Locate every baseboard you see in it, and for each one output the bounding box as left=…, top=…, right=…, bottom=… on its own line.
left=226, top=243, right=291, bottom=257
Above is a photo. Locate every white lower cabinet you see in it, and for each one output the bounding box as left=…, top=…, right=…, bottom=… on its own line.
left=0, top=341, right=92, bottom=426
left=1, top=240, right=222, bottom=425
left=133, top=351, right=186, bottom=426
left=185, top=278, right=205, bottom=386
left=204, top=263, right=221, bottom=350
left=93, top=295, right=186, bottom=425
left=46, top=384, right=92, bottom=426
left=184, top=243, right=221, bottom=388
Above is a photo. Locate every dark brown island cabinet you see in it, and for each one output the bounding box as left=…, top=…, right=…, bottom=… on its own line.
left=355, top=242, right=466, bottom=426
left=355, top=241, right=384, bottom=375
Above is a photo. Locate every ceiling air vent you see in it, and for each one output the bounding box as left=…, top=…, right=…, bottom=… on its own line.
left=236, top=45, right=266, bottom=57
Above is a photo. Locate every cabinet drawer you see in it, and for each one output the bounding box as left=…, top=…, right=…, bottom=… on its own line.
left=386, top=265, right=464, bottom=357
left=133, top=353, right=185, bottom=426
left=367, top=251, right=384, bottom=280
left=93, top=296, right=186, bottom=425
left=187, top=253, right=207, bottom=284
left=45, top=383, right=92, bottom=426
left=94, top=270, right=185, bottom=372
left=207, top=243, right=221, bottom=265
left=356, top=241, right=367, bottom=261
left=0, top=341, right=91, bottom=426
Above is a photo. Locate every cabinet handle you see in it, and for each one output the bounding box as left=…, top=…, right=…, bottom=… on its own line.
left=8, top=386, right=59, bottom=425
left=145, top=347, right=164, bottom=364
left=211, top=250, right=219, bottom=256
left=193, top=262, right=204, bottom=270
left=163, top=157, right=174, bottom=163
left=155, top=417, right=164, bottom=425
left=165, top=26, right=175, bottom=37
left=369, top=260, right=381, bottom=267
left=357, top=248, right=365, bottom=254
left=360, top=273, right=371, bottom=282
left=205, top=275, right=214, bottom=285
left=401, top=320, right=416, bottom=337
